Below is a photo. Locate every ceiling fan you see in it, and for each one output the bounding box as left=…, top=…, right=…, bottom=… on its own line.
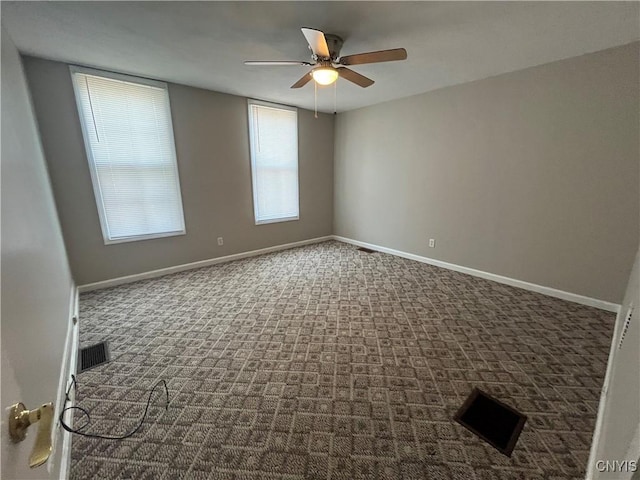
left=244, top=28, right=407, bottom=89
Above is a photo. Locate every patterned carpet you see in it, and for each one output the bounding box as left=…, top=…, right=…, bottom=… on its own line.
left=71, top=240, right=614, bottom=480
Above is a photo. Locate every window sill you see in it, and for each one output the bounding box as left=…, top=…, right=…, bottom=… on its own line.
left=103, top=230, right=186, bottom=245
left=255, top=216, right=299, bottom=226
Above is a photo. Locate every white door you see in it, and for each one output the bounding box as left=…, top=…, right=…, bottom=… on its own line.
left=1, top=23, right=76, bottom=479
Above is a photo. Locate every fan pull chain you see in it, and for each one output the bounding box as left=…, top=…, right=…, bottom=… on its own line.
left=334, top=81, right=337, bottom=115
left=314, top=81, right=318, bottom=119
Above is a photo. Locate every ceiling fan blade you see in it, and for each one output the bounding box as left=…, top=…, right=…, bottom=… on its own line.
left=291, top=72, right=312, bottom=89
left=301, top=27, right=330, bottom=58
left=338, top=67, right=374, bottom=88
left=244, top=61, right=313, bottom=66
left=339, top=48, right=407, bottom=66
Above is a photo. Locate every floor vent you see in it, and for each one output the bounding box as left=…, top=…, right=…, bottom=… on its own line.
left=78, top=341, right=110, bottom=372
left=454, top=388, right=527, bottom=457
left=357, top=247, right=376, bottom=253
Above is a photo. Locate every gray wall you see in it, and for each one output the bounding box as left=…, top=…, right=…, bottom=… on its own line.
left=1, top=25, right=74, bottom=479
left=23, top=56, right=334, bottom=286
left=593, top=246, right=639, bottom=479
left=334, top=42, right=639, bottom=304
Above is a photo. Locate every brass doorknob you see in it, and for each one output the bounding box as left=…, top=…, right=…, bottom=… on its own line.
left=8, top=402, right=54, bottom=468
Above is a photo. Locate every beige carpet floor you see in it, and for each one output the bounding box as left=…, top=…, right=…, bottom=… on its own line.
left=70, top=240, right=614, bottom=479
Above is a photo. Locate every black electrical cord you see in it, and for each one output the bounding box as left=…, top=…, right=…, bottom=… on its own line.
left=59, top=374, right=169, bottom=440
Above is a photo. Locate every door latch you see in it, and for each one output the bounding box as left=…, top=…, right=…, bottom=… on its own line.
left=8, top=402, right=54, bottom=468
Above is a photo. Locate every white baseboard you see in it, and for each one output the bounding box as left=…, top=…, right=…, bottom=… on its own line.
left=78, top=233, right=619, bottom=313
left=332, top=235, right=620, bottom=313
left=53, top=286, right=79, bottom=479
left=78, top=236, right=333, bottom=293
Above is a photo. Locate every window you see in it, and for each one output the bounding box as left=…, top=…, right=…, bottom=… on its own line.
left=247, top=100, right=299, bottom=224
left=70, top=66, right=185, bottom=244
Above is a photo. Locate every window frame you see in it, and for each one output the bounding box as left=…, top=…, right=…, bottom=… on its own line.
left=247, top=99, right=300, bottom=225
left=70, top=65, right=186, bottom=245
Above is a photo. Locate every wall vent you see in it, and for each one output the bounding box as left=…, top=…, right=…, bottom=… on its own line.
left=618, top=305, right=634, bottom=349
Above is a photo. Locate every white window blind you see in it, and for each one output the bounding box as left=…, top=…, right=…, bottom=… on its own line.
left=248, top=100, right=299, bottom=224
left=70, top=66, right=185, bottom=244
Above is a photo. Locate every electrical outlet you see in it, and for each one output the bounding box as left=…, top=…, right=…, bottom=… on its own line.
left=428, top=238, right=436, bottom=248
left=217, top=237, right=224, bottom=246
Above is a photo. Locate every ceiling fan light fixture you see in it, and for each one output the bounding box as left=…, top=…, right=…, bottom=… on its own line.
left=311, top=67, right=339, bottom=85
left=248, top=27, right=407, bottom=91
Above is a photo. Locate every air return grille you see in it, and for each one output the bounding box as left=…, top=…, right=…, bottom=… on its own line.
left=78, top=342, right=110, bottom=372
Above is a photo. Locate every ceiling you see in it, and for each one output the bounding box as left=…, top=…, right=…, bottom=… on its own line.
left=2, top=2, right=639, bottom=113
